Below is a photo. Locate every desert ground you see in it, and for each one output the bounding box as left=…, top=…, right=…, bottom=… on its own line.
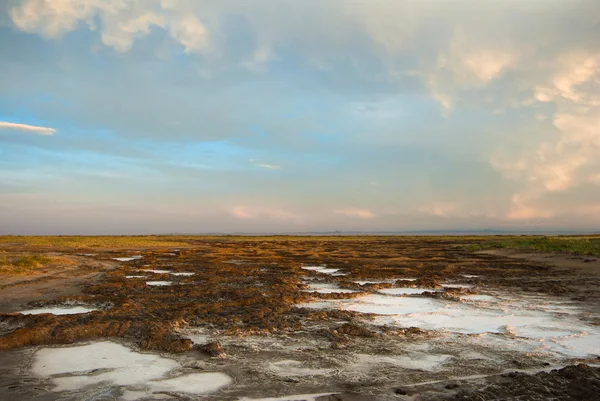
left=0, top=235, right=599, bottom=400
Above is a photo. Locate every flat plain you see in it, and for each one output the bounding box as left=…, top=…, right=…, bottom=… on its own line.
left=1, top=235, right=599, bottom=400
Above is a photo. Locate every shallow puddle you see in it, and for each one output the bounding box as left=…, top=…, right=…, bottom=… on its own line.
left=353, top=280, right=392, bottom=285
left=113, top=256, right=143, bottom=262
left=441, top=283, right=473, bottom=289
left=302, top=283, right=355, bottom=294
left=301, top=266, right=342, bottom=275
left=19, top=306, right=97, bottom=315
left=146, top=281, right=172, bottom=286
left=30, top=342, right=231, bottom=398
left=141, top=269, right=172, bottom=274
left=379, top=287, right=438, bottom=295
left=297, top=291, right=600, bottom=358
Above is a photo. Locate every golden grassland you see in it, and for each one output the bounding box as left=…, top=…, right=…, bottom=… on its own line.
left=467, top=235, right=600, bottom=257
left=0, top=252, right=61, bottom=274
left=0, top=234, right=598, bottom=256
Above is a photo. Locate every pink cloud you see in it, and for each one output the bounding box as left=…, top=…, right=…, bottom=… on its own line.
left=333, top=209, right=376, bottom=218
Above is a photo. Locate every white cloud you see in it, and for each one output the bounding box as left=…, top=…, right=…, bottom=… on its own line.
left=417, top=202, right=458, bottom=218
left=257, top=164, right=280, bottom=170
left=230, top=206, right=302, bottom=223
left=10, top=0, right=209, bottom=53
left=6, top=0, right=600, bottom=230
left=249, top=159, right=280, bottom=169
left=168, top=15, right=208, bottom=54
left=0, top=121, right=56, bottom=135
left=491, top=52, right=600, bottom=219
left=333, top=209, right=376, bottom=218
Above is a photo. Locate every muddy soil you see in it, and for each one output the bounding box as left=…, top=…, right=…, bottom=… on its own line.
left=0, top=237, right=599, bottom=400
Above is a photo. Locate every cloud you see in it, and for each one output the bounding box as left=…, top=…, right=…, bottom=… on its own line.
left=333, top=209, right=376, bottom=219
left=257, top=164, right=280, bottom=169
left=9, top=0, right=209, bottom=53
left=249, top=159, right=281, bottom=169
left=230, top=206, right=302, bottom=223
left=3, top=0, right=600, bottom=232
left=0, top=121, right=56, bottom=135
left=417, top=202, right=458, bottom=218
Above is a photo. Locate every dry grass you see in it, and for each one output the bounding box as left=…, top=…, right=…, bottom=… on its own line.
left=0, top=252, right=53, bottom=274
left=0, top=236, right=192, bottom=249
left=468, top=235, right=600, bottom=257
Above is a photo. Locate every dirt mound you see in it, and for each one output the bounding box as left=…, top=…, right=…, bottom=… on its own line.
left=447, top=364, right=600, bottom=401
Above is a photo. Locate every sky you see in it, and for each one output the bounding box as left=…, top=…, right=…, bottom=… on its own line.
left=0, top=0, right=599, bottom=234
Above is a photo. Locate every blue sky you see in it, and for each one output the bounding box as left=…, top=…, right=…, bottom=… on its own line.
left=0, top=0, right=599, bottom=234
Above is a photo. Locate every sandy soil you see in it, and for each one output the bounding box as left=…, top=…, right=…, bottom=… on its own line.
left=479, top=249, right=600, bottom=276
left=0, top=256, right=118, bottom=314
left=0, top=237, right=599, bottom=400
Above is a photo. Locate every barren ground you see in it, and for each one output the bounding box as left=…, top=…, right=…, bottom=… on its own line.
left=0, top=236, right=599, bottom=400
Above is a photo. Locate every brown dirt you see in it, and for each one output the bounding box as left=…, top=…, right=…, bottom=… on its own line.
left=0, top=255, right=117, bottom=313
left=446, top=364, right=600, bottom=401
left=2, top=238, right=599, bottom=351
left=480, top=249, right=600, bottom=276
left=1, top=237, right=599, bottom=400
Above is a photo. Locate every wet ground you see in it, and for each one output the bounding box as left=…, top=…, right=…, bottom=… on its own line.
left=0, top=237, right=599, bottom=400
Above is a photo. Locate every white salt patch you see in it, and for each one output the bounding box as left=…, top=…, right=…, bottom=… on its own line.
left=463, top=295, right=496, bottom=302
left=297, top=290, right=600, bottom=357
left=32, top=342, right=179, bottom=391
left=344, top=294, right=440, bottom=315
left=512, top=326, right=580, bottom=338
left=354, top=280, right=390, bottom=285
left=462, top=275, right=480, bottom=278
left=82, top=254, right=96, bottom=257
left=114, top=256, right=142, bottom=262
left=355, top=353, right=452, bottom=371
left=303, top=283, right=355, bottom=294
left=149, top=372, right=232, bottom=394
left=442, top=283, right=473, bottom=289
left=531, top=303, right=581, bottom=315
left=33, top=342, right=232, bottom=397
left=301, top=266, right=341, bottom=275
left=187, top=333, right=210, bottom=344
left=20, top=306, right=97, bottom=315
left=146, top=281, right=172, bottom=286
left=142, top=269, right=172, bottom=274
left=354, top=278, right=416, bottom=285
left=374, top=305, right=565, bottom=335
left=379, top=288, right=438, bottom=295
left=126, top=275, right=146, bottom=279
left=548, top=332, right=600, bottom=358
left=240, top=393, right=338, bottom=401
left=170, top=272, right=195, bottom=276
left=268, top=360, right=333, bottom=377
